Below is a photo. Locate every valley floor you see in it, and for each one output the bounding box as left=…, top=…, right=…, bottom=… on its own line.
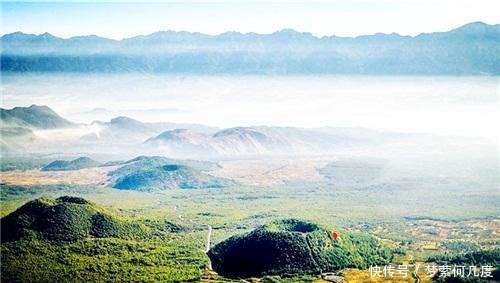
left=1, top=157, right=498, bottom=282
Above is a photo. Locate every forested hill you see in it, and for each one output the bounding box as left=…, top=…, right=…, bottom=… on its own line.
left=1, top=22, right=499, bottom=75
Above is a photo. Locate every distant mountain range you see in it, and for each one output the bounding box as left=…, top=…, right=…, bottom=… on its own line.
left=2, top=22, right=499, bottom=74
left=143, top=126, right=392, bottom=158
left=0, top=105, right=76, bottom=151
left=0, top=105, right=404, bottom=157
left=0, top=105, right=489, bottom=159
left=82, top=116, right=218, bottom=145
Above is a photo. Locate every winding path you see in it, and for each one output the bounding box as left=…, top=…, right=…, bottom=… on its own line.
left=205, top=225, right=212, bottom=253
left=206, top=225, right=213, bottom=270
left=173, top=205, right=213, bottom=270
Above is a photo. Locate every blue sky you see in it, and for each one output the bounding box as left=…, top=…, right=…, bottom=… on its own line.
left=1, top=1, right=499, bottom=39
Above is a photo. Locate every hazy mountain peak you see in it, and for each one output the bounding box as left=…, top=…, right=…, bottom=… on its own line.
left=219, top=31, right=244, bottom=37
left=27, top=104, right=52, bottom=111
left=2, top=22, right=498, bottom=42
left=274, top=28, right=299, bottom=34
left=110, top=116, right=139, bottom=123
left=68, top=34, right=116, bottom=42
left=39, top=32, right=56, bottom=38
left=272, top=28, right=314, bottom=39
left=1, top=104, right=75, bottom=129
left=1, top=31, right=34, bottom=39
left=450, top=21, right=500, bottom=34
left=152, top=128, right=208, bottom=142
left=212, top=127, right=265, bottom=138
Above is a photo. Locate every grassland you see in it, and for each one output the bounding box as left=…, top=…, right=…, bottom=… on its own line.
left=1, top=156, right=498, bottom=282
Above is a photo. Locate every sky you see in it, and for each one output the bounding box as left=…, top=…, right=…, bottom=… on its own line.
left=1, top=0, right=499, bottom=39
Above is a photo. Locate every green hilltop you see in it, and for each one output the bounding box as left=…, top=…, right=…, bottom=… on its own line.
left=108, top=156, right=234, bottom=191
left=208, top=218, right=393, bottom=278
left=1, top=196, right=208, bottom=282
left=1, top=196, right=128, bottom=242
left=41, top=157, right=101, bottom=171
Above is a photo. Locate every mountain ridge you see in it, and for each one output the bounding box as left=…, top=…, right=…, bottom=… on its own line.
left=2, top=22, right=499, bottom=74
left=41, top=157, right=101, bottom=171
left=1, top=105, right=489, bottom=158
left=2, top=21, right=498, bottom=42
left=0, top=104, right=76, bottom=129
left=144, top=125, right=393, bottom=157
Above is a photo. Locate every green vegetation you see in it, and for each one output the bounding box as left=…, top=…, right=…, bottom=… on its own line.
left=41, top=157, right=101, bottom=171
left=1, top=196, right=208, bottom=282
left=1, top=196, right=134, bottom=242
left=442, top=241, right=481, bottom=253
left=118, top=156, right=220, bottom=172
left=0, top=184, right=104, bottom=217
left=1, top=153, right=498, bottom=282
left=318, top=159, right=385, bottom=187
left=208, top=218, right=393, bottom=278
left=428, top=250, right=500, bottom=283
left=109, top=156, right=234, bottom=191
left=428, top=250, right=500, bottom=266
left=1, top=235, right=208, bottom=283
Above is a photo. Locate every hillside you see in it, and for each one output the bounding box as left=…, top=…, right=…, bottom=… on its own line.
left=208, top=219, right=393, bottom=278
left=144, top=126, right=391, bottom=157
left=0, top=105, right=76, bottom=153
left=108, top=156, right=233, bottom=191
left=0, top=105, right=75, bottom=129
left=0, top=104, right=425, bottom=158
left=81, top=116, right=217, bottom=145
left=2, top=22, right=499, bottom=74
left=144, top=129, right=214, bottom=157
left=144, top=127, right=289, bottom=157
left=1, top=196, right=123, bottom=242
left=210, top=127, right=290, bottom=155
left=41, top=157, right=101, bottom=171
left=0, top=104, right=479, bottom=159
left=1, top=196, right=208, bottom=282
